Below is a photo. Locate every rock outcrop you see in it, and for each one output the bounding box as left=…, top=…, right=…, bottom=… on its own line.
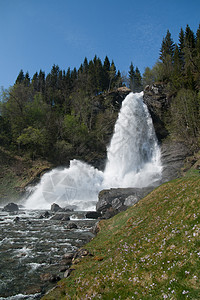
left=161, top=141, right=192, bottom=182
left=2, top=202, right=19, bottom=212
left=144, top=83, right=192, bottom=183
left=143, top=83, right=171, bottom=141
left=96, top=187, right=154, bottom=218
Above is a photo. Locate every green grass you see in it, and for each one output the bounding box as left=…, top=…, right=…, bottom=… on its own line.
left=42, top=171, right=200, bottom=299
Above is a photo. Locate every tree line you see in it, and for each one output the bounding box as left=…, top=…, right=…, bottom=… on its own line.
left=0, top=56, right=142, bottom=164
left=1, top=24, right=199, bottom=165
left=143, top=24, right=200, bottom=148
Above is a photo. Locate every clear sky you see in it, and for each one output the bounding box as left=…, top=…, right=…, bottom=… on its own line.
left=0, top=0, right=200, bottom=89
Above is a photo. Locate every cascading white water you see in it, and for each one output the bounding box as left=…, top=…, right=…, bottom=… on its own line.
left=103, top=92, right=162, bottom=188
left=25, top=92, right=162, bottom=210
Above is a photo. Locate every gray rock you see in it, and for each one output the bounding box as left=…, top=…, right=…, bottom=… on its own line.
left=64, top=268, right=75, bottom=278
left=66, top=222, right=78, bottom=229
left=124, top=195, right=139, bottom=206
left=51, top=203, right=62, bottom=212
left=97, top=187, right=153, bottom=216
left=2, top=203, right=19, bottom=212
left=85, top=211, right=101, bottom=219
left=143, top=83, right=170, bottom=141
left=161, top=141, right=191, bottom=182
left=50, top=214, right=70, bottom=221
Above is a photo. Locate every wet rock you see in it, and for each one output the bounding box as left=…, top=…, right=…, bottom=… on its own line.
left=92, top=222, right=101, bottom=234
left=2, top=203, right=19, bottom=212
left=61, top=215, right=71, bottom=221
left=51, top=203, right=62, bottom=212
left=101, top=207, right=118, bottom=219
left=62, top=252, right=74, bottom=260
left=63, top=268, right=75, bottom=278
left=66, top=222, right=78, bottom=229
left=85, top=211, right=101, bottom=219
left=97, top=187, right=153, bottom=218
left=63, top=206, right=75, bottom=212
left=59, top=266, right=69, bottom=272
left=44, top=211, right=50, bottom=218
left=13, top=216, right=20, bottom=223
left=60, top=258, right=73, bottom=266
left=73, top=248, right=93, bottom=259
left=50, top=214, right=70, bottom=221
left=40, top=273, right=60, bottom=283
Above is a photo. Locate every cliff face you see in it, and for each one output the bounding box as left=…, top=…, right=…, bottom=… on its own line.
left=143, top=83, right=192, bottom=183
left=96, top=84, right=193, bottom=216
left=143, top=83, right=170, bottom=141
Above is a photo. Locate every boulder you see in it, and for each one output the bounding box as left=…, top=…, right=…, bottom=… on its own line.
left=50, top=214, right=70, bottom=221
left=63, top=268, right=75, bottom=278
left=2, top=202, right=19, bottom=212
left=51, top=203, right=62, bottom=212
left=66, top=222, right=78, bottom=229
left=97, top=187, right=153, bottom=217
left=40, top=273, right=60, bottom=283
left=44, top=211, right=50, bottom=218
left=85, top=211, right=101, bottom=219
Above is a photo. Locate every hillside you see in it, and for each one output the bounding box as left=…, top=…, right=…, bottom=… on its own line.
left=42, top=170, right=200, bottom=299
left=0, top=147, right=53, bottom=205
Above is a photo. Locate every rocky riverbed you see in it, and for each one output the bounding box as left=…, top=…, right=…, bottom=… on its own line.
left=0, top=206, right=97, bottom=299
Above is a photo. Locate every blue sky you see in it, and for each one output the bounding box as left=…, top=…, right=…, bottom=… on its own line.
left=0, top=0, right=200, bottom=89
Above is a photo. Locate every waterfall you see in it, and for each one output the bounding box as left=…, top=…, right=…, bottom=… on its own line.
left=25, top=92, right=162, bottom=210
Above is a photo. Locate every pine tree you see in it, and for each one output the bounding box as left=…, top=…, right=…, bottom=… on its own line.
left=160, top=30, right=175, bottom=63
left=134, top=67, right=142, bottom=92
left=178, top=27, right=185, bottom=69
left=15, top=70, right=25, bottom=84
left=108, top=60, right=116, bottom=91
left=185, top=24, right=195, bottom=49
left=38, top=70, right=45, bottom=94
left=83, top=57, right=89, bottom=73
left=103, top=56, right=110, bottom=91
left=32, top=72, right=39, bottom=91
left=24, top=72, right=30, bottom=87
left=128, top=62, right=135, bottom=91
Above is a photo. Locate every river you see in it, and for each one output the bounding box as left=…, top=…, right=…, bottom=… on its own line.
left=0, top=209, right=96, bottom=299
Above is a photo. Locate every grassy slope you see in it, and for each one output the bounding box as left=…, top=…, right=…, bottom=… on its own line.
left=42, top=170, right=200, bottom=300
left=0, top=147, right=53, bottom=204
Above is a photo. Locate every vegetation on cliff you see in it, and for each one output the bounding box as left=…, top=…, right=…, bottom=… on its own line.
left=0, top=56, right=142, bottom=167
left=143, top=24, right=200, bottom=148
left=42, top=169, right=200, bottom=299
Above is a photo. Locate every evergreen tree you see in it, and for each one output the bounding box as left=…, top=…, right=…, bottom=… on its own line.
left=24, top=72, right=30, bottom=87
left=32, top=72, right=39, bottom=91
left=185, top=24, right=195, bottom=49
left=83, top=57, right=89, bottom=73
left=196, top=24, right=200, bottom=54
left=38, top=70, right=45, bottom=94
left=103, top=56, right=110, bottom=90
left=134, top=67, right=142, bottom=92
left=108, top=60, right=116, bottom=91
left=15, top=70, right=25, bottom=84
left=128, top=62, right=135, bottom=91
left=160, top=30, right=175, bottom=63
left=178, top=28, right=185, bottom=69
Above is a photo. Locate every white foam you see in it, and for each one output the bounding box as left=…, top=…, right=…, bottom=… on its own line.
left=24, top=92, right=162, bottom=211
